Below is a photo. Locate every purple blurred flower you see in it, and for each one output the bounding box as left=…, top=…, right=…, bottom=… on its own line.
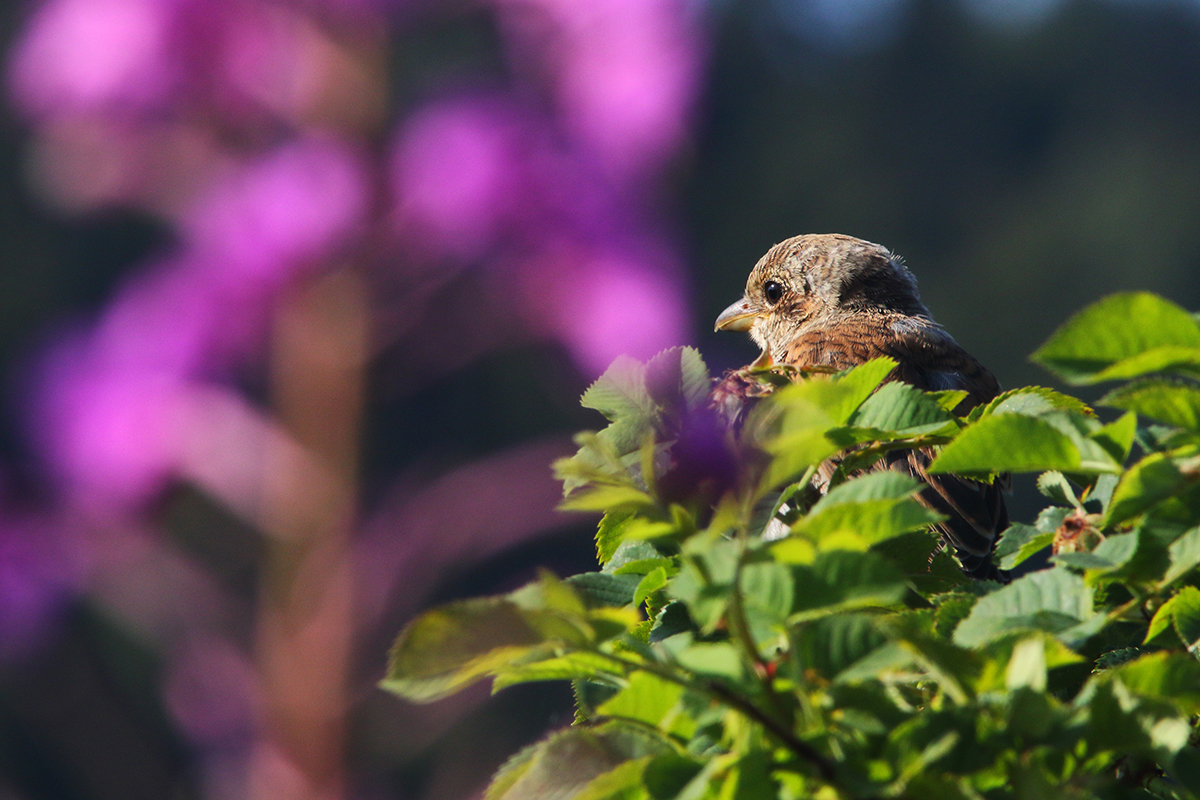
left=29, top=139, right=367, bottom=508
left=491, top=0, right=703, bottom=179
left=8, top=0, right=177, bottom=118
left=390, top=97, right=529, bottom=261
left=0, top=513, right=84, bottom=661
left=184, top=138, right=368, bottom=285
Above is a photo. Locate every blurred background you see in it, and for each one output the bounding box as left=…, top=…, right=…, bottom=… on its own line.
left=1, top=0, right=1199, bottom=797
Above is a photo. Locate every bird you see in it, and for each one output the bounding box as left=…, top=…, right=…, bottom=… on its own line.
left=713, top=233, right=1008, bottom=581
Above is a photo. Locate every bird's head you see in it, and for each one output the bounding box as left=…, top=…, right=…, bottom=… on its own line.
left=714, top=233, right=929, bottom=360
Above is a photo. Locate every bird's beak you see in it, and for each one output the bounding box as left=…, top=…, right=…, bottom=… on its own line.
left=714, top=297, right=763, bottom=332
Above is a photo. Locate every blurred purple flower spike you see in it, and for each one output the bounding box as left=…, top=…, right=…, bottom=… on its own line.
left=185, top=138, right=368, bottom=285
left=8, top=0, right=177, bottom=117
left=492, top=0, right=703, bottom=180
left=390, top=97, right=528, bottom=262
left=30, top=138, right=368, bottom=510
left=0, top=513, right=84, bottom=661
left=525, top=247, right=689, bottom=375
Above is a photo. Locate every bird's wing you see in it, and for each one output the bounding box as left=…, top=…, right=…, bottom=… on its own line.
left=885, top=447, right=1009, bottom=581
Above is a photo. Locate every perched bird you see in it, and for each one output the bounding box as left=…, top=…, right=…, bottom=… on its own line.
left=714, top=233, right=1008, bottom=581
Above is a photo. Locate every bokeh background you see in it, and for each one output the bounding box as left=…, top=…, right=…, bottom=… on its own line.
left=1, top=0, right=1199, bottom=798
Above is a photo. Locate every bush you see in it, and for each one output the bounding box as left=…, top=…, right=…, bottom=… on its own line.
left=382, top=292, right=1200, bottom=799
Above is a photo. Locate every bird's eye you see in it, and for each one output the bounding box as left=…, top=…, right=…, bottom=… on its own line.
left=763, top=280, right=784, bottom=305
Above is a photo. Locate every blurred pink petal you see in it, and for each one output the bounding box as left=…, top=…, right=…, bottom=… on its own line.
left=492, top=0, right=703, bottom=179
left=390, top=98, right=529, bottom=260
left=166, top=633, right=258, bottom=746
left=185, top=139, right=368, bottom=283
left=8, top=0, right=176, bottom=117
left=29, top=333, right=186, bottom=507
left=553, top=255, right=688, bottom=374
left=0, top=514, right=84, bottom=660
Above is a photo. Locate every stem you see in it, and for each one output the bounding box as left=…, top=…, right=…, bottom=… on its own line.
left=728, top=534, right=795, bottom=729
left=704, top=680, right=838, bottom=783
left=590, top=650, right=839, bottom=785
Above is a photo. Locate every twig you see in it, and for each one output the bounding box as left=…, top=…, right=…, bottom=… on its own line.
left=704, top=680, right=838, bottom=783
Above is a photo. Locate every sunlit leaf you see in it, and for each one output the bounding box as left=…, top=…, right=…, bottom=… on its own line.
left=1032, top=292, right=1200, bottom=384
left=848, top=380, right=954, bottom=436
left=929, top=414, right=1081, bottom=477
left=1104, top=451, right=1187, bottom=526
left=967, top=386, right=1093, bottom=421
left=1101, top=377, right=1200, bottom=430
left=484, top=722, right=672, bottom=800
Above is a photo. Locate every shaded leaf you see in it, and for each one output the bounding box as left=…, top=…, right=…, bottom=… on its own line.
left=383, top=597, right=550, bottom=702
left=1162, top=526, right=1200, bottom=586
left=994, top=523, right=1053, bottom=571
left=953, top=568, right=1097, bottom=648
left=1102, top=377, right=1200, bottom=430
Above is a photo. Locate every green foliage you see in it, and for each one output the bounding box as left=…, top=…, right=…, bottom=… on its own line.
left=383, top=296, right=1200, bottom=799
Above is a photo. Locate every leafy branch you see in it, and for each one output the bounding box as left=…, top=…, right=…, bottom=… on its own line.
left=383, top=292, right=1200, bottom=800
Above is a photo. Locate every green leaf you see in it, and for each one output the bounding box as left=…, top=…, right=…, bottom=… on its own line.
left=633, top=567, right=669, bottom=608
left=1162, top=526, right=1200, bottom=586
left=562, top=485, right=655, bottom=512
left=597, top=511, right=635, bottom=565
left=790, top=613, right=889, bottom=681
left=927, top=389, right=970, bottom=413
left=928, top=414, right=1081, bottom=477
left=812, top=470, right=922, bottom=509
left=1108, top=651, right=1200, bottom=714
left=567, top=573, right=641, bottom=608
left=1032, top=292, right=1200, bottom=384
left=484, top=722, right=672, bottom=800
left=1006, top=637, right=1048, bottom=692
left=993, top=523, right=1053, bottom=570
left=967, top=385, right=1093, bottom=421
left=1089, top=411, right=1137, bottom=464
left=597, top=672, right=689, bottom=731
left=953, top=568, right=1097, bottom=648
left=1053, top=531, right=1139, bottom=574
left=1101, top=377, right=1200, bottom=430
left=847, top=381, right=954, bottom=436
left=493, top=651, right=620, bottom=691
left=741, top=560, right=795, bottom=644
left=644, top=346, right=711, bottom=416
left=1104, top=451, right=1187, bottom=526
left=830, top=356, right=897, bottom=420
left=662, top=636, right=745, bottom=680
left=574, top=759, right=652, bottom=800
left=383, top=597, right=550, bottom=702
left=1036, top=471, right=1079, bottom=507
left=582, top=355, right=655, bottom=422
left=789, top=551, right=909, bottom=622
left=1092, top=647, right=1141, bottom=673
left=1145, top=596, right=1182, bottom=646
left=787, top=496, right=944, bottom=551
left=1171, top=585, right=1200, bottom=659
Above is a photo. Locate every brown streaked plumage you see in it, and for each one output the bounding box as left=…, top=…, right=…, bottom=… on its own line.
left=714, top=233, right=1008, bottom=581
